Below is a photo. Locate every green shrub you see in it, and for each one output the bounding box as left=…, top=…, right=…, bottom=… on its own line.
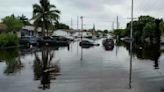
left=0, top=33, right=19, bottom=47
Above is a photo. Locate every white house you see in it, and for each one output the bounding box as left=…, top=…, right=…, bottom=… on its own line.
left=72, top=31, right=92, bottom=38
left=52, top=30, right=71, bottom=37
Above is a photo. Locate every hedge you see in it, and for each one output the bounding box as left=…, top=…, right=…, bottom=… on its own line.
left=0, top=33, right=19, bottom=47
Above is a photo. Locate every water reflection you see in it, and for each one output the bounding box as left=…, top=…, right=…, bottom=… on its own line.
left=0, top=48, right=23, bottom=75
left=129, top=41, right=133, bottom=89
left=133, top=42, right=161, bottom=69
left=0, top=40, right=164, bottom=91
left=80, top=45, right=83, bottom=61
left=116, top=40, right=161, bottom=70
left=33, top=47, right=60, bottom=90
left=103, top=45, right=114, bottom=51
left=80, top=45, right=94, bottom=49
left=115, top=39, right=161, bottom=89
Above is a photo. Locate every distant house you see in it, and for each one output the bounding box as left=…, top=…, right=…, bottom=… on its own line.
left=52, top=29, right=71, bottom=37
left=72, top=30, right=93, bottom=38
left=83, top=31, right=92, bottom=37
left=20, top=26, right=41, bottom=37
left=72, top=31, right=81, bottom=38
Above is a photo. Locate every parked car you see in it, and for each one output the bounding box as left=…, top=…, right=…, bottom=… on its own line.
left=102, top=38, right=114, bottom=51
left=37, top=36, right=57, bottom=46
left=103, top=38, right=114, bottom=46
left=38, top=36, right=70, bottom=46
left=19, top=36, right=38, bottom=46
left=79, top=39, right=99, bottom=46
left=52, top=36, right=70, bottom=46
left=80, top=45, right=94, bottom=49
left=65, top=36, right=74, bottom=41
left=52, top=36, right=74, bottom=42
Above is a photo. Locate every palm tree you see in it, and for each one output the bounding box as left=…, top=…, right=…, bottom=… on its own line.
left=18, top=14, right=31, bottom=25
left=32, top=0, right=60, bottom=36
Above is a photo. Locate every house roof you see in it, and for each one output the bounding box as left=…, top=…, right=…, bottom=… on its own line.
left=22, top=26, right=42, bottom=32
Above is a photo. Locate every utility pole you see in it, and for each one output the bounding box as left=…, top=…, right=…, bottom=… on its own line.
left=130, top=0, right=134, bottom=39
left=71, top=18, right=73, bottom=29
left=80, top=16, right=83, bottom=31
left=116, top=16, right=119, bottom=29
left=112, top=22, right=115, bottom=31
left=80, top=16, right=83, bottom=61
left=129, top=0, right=134, bottom=89
left=77, top=16, right=79, bottom=30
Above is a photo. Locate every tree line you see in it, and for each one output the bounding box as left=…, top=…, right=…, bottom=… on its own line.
left=112, top=16, right=164, bottom=43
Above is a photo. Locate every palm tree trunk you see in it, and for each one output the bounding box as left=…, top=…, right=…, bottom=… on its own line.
left=42, top=22, right=45, bottom=37
left=47, top=29, right=48, bottom=36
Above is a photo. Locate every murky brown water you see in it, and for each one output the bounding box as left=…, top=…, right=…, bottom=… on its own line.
left=0, top=39, right=164, bottom=92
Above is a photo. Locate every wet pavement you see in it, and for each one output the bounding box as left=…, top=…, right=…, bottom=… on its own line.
left=0, top=39, right=164, bottom=92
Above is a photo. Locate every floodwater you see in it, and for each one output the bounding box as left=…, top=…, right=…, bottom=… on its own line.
left=0, top=39, right=164, bottom=92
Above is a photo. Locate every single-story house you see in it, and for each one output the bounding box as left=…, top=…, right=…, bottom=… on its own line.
left=52, top=29, right=71, bottom=37
left=72, top=31, right=93, bottom=38
left=20, top=26, right=41, bottom=37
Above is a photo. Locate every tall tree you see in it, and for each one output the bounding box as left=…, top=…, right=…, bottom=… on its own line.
left=143, top=22, right=156, bottom=43
left=2, top=15, right=24, bottom=32
left=160, top=21, right=164, bottom=36
left=32, top=0, right=60, bottom=36
left=18, top=14, right=31, bottom=25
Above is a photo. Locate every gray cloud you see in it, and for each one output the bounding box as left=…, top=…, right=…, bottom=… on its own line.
left=0, top=0, right=163, bottom=30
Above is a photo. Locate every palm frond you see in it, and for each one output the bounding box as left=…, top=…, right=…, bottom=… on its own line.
left=33, top=4, right=43, bottom=17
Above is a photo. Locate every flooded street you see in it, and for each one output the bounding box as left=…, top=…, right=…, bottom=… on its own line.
left=1, top=39, right=164, bottom=92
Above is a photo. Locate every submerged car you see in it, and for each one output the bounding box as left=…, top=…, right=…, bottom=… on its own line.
left=37, top=36, right=70, bottom=46
left=79, top=39, right=99, bottom=46
left=19, top=36, right=38, bottom=46
left=52, top=36, right=74, bottom=42
left=102, top=38, right=114, bottom=51
left=52, top=36, right=70, bottom=46
left=37, top=36, right=57, bottom=46
left=103, top=38, right=114, bottom=46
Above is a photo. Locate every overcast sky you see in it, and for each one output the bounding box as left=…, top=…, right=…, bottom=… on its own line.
left=0, top=0, right=164, bottom=30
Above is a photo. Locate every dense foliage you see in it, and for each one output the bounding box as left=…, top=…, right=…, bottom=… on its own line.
left=112, top=29, right=127, bottom=38
left=112, top=16, right=163, bottom=43
left=17, top=14, right=31, bottom=25
left=0, top=33, right=19, bottom=47
left=160, top=21, right=164, bottom=36
left=54, top=22, right=70, bottom=30
left=2, top=15, right=24, bottom=32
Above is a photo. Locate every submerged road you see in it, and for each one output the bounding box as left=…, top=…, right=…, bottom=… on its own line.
left=0, top=39, right=164, bottom=92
